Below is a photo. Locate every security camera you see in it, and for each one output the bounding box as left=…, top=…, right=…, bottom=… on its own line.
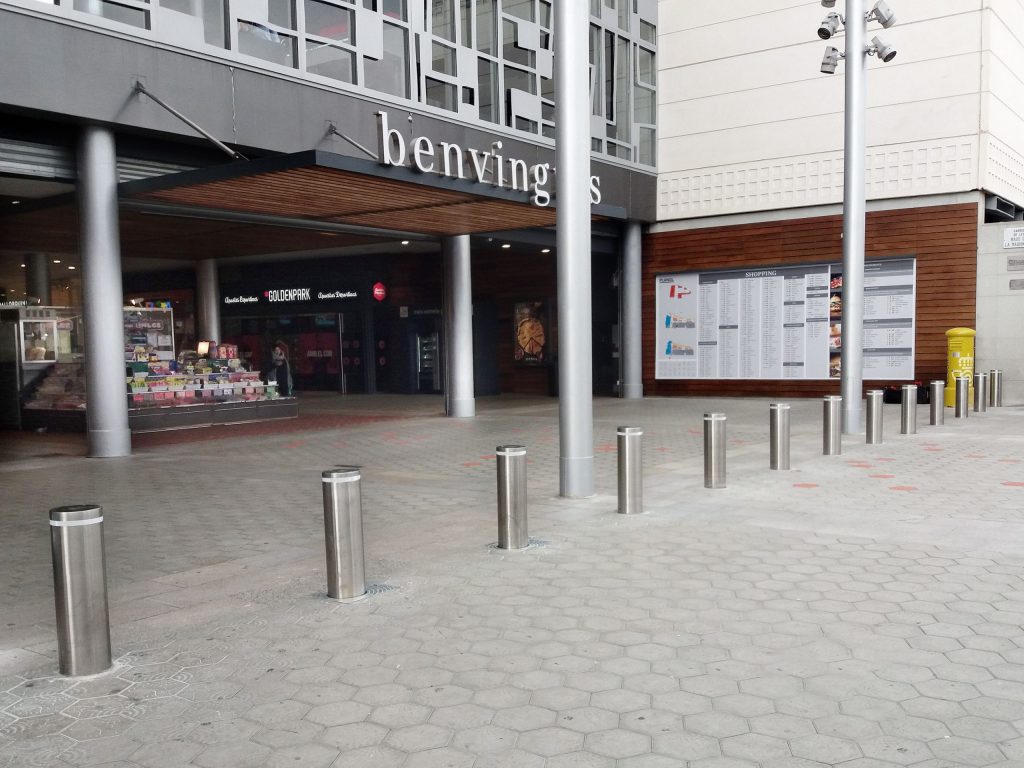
left=871, top=0, right=896, bottom=28
left=872, top=36, right=897, bottom=62
left=821, top=45, right=840, bottom=74
left=821, top=0, right=836, bottom=6
left=818, top=12, right=841, bottom=39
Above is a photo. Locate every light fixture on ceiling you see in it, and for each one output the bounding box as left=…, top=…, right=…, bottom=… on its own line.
left=68, top=266, right=76, bottom=270
left=541, top=248, right=551, bottom=254
left=53, top=259, right=61, bottom=264
left=20, top=263, right=25, bottom=268
left=401, top=240, right=410, bottom=245
left=501, top=243, right=511, bottom=249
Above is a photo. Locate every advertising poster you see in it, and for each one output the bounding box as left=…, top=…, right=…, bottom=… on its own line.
left=655, top=258, right=915, bottom=381
left=513, top=301, right=548, bottom=365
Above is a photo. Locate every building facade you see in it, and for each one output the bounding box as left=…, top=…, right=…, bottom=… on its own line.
left=0, top=0, right=658, bottom=460
left=650, top=0, right=1024, bottom=403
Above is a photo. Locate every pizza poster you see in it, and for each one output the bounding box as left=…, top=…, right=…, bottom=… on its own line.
left=513, top=301, right=548, bottom=365
left=655, top=258, right=915, bottom=381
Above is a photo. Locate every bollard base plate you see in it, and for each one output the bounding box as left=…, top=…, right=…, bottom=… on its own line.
left=325, top=592, right=368, bottom=603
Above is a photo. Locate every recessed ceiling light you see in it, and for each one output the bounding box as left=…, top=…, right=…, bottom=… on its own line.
left=20, top=263, right=25, bottom=268
left=53, top=259, right=61, bottom=264
left=68, top=266, right=76, bottom=270
left=401, top=240, right=410, bottom=245
left=501, top=243, right=511, bottom=249
left=11, top=200, right=20, bottom=205
left=541, top=248, right=551, bottom=254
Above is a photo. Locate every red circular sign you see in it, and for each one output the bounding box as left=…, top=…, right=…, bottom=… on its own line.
left=372, top=282, right=387, bottom=302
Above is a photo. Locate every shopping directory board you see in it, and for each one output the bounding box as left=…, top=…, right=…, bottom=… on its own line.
left=655, top=257, right=916, bottom=381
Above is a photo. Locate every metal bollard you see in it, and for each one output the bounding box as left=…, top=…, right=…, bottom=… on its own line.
left=769, top=403, right=790, bottom=470
left=703, top=413, right=726, bottom=489
left=866, top=390, right=884, bottom=445
left=322, top=467, right=366, bottom=601
left=496, top=445, right=528, bottom=549
left=990, top=369, right=1003, bottom=407
left=823, top=396, right=842, bottom=455
left=617, top=427, right=644, bottom=514
left=955, top=375, right=970, bottom=419
left=974, top=371, right=988, bottom=413
left=50, top=505, right=112, bottom=677
left=900, top=384, right=917, bottom=435
left=929, top=381, right=945, bottom=426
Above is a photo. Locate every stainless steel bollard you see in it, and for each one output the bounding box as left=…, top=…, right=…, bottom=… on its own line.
left=617, top=427, right=644, bottom=515
left=866, top=390, right=884, bottom=445
left=769, top=403, right=790, bottom=470
left=974, top=371, right=988, bottom=412
left=823, top=396, right=842, bottom=455
left=955, top=375, right=970, bottom=419
left=900, top=384, right=917, bottom=435
left=496, top=445, right=528, bottom=549
left=50, top=505, right=112, bottom=677
left=322, top=467, right=366, bottom=601
left=703, top=413, right=726, bottom=489
left=990, top=369, right=1003, bottom=407
left=929, top=381, right=945, bottom=426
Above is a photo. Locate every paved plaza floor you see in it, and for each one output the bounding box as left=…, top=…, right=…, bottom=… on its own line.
left=3, top=393, right=1024, bottom=767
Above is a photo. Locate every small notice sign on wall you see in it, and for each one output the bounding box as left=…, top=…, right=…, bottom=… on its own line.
left=1009, top=279, right=1024, bottom=291
left=1004, top=227, right=1024, bottom=249
left=1008, top=256, right=1024, bottom=272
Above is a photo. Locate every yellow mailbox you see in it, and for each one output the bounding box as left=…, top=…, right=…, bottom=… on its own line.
left=944, top=327, right=976, bottom=407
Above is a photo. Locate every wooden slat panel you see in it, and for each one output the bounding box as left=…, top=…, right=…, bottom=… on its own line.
left=643, top=203, right=978, bottom=398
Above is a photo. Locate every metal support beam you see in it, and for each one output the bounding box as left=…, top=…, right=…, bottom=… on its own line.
left=555, top=0, right=594, bottom=497
left=443, top=235, right=475, bottom=418
left=26, top=253, right=51, bottom=305
left=78, top=126, right=131, bottom=458
left=196, top=259, right=221, bottom=342
left=840, top=0, right=866, bottom=434
left=621, top=222, right=643, bottom=399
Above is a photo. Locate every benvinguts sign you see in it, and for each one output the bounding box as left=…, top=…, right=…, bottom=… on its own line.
left=376, top=111, right=600, bottom=208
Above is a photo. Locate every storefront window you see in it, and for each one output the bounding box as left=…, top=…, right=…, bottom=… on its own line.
left=22, top=321, right=57, bottom=362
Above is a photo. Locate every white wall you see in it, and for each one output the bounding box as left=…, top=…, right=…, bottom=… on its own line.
left=976, top=221, right=1024, bottom=405
left=658, top=0, right=986, bottom=221
left=980, top=0, right=1024, bottom=208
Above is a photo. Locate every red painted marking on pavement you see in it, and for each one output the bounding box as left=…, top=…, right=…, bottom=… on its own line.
left=869, top=474, right=896, bottom=479
left=481, top=454, right=496, bottom=460
left=876, top=457, right=896, bottom=462
left=597, top=445, right=616, bottom=453
left=889, top=486, right=917, bottom=492
left=284, top=440, right=306, bottom=449
left=1002, top=481, right=1024, bottom=487
left=924, top=447, right=943, bottom=452
left=656, top=447, right=669, bottom=452
left=967, top=453, right=987, bottom=459
left=688, top=428, right=701, bottom=435
left=793, top=483, right=819, bottom=489
left=1000, top=459, right=1021, bottom=464
left=462, top=461, right=481, bottom=467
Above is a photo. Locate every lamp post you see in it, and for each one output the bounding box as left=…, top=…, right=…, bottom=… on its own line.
left=817, top=0, right=898, bottom=434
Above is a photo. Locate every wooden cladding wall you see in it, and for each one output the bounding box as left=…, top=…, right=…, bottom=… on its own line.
left=644, top=203, right=979, bottom=398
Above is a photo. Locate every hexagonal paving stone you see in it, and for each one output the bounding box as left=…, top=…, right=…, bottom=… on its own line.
left=683, top=711, right=747, bottom=739
left=749, top=713, right=814, bottom=739
left=880, top=715, right=950, bottom=742
left=651, top=691, right=709, bottom=716
left=193, top=740, right=271, bottom=768
left=620, top=709, right=682, bottom=736
left=928, top=735, right=1007, bottom=766
left=679, top=676, right=739, bottom=698
left=321, top=721, right=389, bottom=750
left=328, top=744, right=406, bottom=768
left=385, top=723, right=454, bottom=752
left=556, top=707, right=619, bottom=734
left=472, top=747, right=546, bottom=768
left=858, top=735, right=933, bottom=765
left=452, top=724, right=517, bottom=753
left=492, top=705, right=555, bottom=731
left=473, top=687, right=532, bottom=710
left=60, top=733, right=141, bottom=765
left=814, top=714, right=883, bottom=740
left=720, top=733, right=790, bottom=761
left=590, top=689, right=650, bottom=714
left=430, top=703, right=494, bottom=729
left=530, top=687, right=590, bottom=711
left=585, top=728, right=651, bottom=759
left=652, top=732, right=719, bottom=761
left=790, top=734, right=861, bottom=763
left=413, top=685, right=473, bottom=708
left=305, top=700, right=370, bottom=727
left=369, top=702, right=432, bottom=729
left=260, top=742, right=340, bottom=768
left=516, top=727, right=584, bottom=757
left=132, top=738, right=205, bottom=767
left=713, top=693, right=774, bottom=718
left=403, top=746, right=476, bottom=768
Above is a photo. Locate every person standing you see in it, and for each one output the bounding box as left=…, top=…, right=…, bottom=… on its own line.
left=266, top=340, right=292, bottom=396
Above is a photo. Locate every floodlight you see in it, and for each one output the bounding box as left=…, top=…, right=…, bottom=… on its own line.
left=821, top=46, right=840, bottom=74
left=821, top=0, right=836, bottom=6
left=872, top=36, right=897, bottom=62
left=871, top=0, right=896, bottom=27
left=818, top=12, right=841, bottom=39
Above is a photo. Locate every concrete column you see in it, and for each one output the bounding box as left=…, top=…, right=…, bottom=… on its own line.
left=195, top=259, right=221, bottom=342
left=443, top=235, right=475, bottom=417
left=78, top=126, right=131, bottom=458
left=621, top=222, right=643, bottom=399
left=26, top=253, right=51, bottom=306
left=555, top=0, right=594, bottom=497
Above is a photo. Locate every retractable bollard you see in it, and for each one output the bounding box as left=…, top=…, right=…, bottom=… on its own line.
left=617, top=427, right=643, bottom=514
left=322, top=467, right=366, bottom=602
left=955, top=375, right=970, bottom=419
left=900, top=384, right=918, bottom=435
left=823, top=396, right=842, bottom=455
left=866, top=390, right=884, bottom=445
left=929, top=381, right=945, bottom=426
left=703, top=413, right=726, bottom=489
left=990, top=369, right=1003, bottom=407
left=974, top=371, right=988, bottom=413
left=769, top=403, right=790, bottom=470
left=496, top=445, right=528, bottom=549
left=50, top=505, right=112, bottom=677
